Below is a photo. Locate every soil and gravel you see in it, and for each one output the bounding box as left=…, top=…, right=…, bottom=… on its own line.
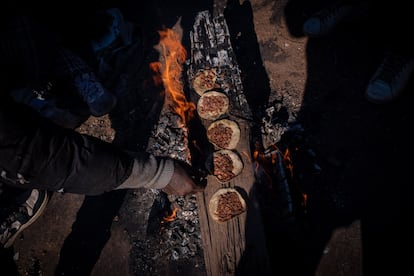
left=1, top=0, right=406, bottom=275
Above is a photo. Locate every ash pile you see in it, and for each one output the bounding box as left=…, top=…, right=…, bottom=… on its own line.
left=120, top=189, right=205, bottom=276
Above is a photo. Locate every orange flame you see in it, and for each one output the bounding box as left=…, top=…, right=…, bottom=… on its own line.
left=283, top=148, right=294, bottom=178
left=151, top=28, right=195, bottom=123
left=163, top=207, right=178, bottom=222
left=302, top=192, right=308, bottom=208
left=253, top=143, right=307, bottom=214
left=252, top=141, right=274, bottom=181
left=149, top=62, right=163, bottom=87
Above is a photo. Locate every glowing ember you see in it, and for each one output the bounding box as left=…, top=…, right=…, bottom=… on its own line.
left=163, top=207, right=179, bottom=222
left=150, top=28, right=195, bottom=123
left=283, top=148, right=294, bottom=178
left=302, top=193, right=308, bottom=208
left=252, top=142, right=307, bottom=215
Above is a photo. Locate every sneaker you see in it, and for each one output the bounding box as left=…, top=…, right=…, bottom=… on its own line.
left=10, top=86, right=88, bottom=129
left=71, top=70, right=118, bottom=117
left=56, top=48, right=117, bottom=117
left=0, top=189, right=49, bottom=248
left=365, top=53, right=414, bottom=104
left=303, top=2, right=354, bottom=37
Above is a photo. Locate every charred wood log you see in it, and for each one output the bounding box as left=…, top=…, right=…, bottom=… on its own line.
left=188, top=10, right=252, bottom=121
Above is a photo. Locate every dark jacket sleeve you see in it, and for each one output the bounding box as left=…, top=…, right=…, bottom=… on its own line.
left=0, top=95, right=133, bottom=195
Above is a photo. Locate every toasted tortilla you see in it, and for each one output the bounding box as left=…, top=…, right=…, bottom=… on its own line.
left=209, top=188, right=246, bottom=223
left=212, top=149, right=244, bottom=183
left=207, top=119, right=240, bottom=150
left=192, top=68, right=217, bottom=96
left=197, top=91, right=229, bottom=121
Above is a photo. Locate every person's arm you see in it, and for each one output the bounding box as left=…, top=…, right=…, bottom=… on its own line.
left=0, top=96, right=201, bottom=196
left=117, top=157, right=204, bottom=196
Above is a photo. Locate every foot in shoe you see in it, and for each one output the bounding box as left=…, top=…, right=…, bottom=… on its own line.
left=73, top=72, right=117, bottom=117
left=365, top=53, right=414, bottom=104
left=56, top=48, right=117, bottom=116
left=303, top=2, right=354, bottom=37
left=0, top=189, right=49, bottom=248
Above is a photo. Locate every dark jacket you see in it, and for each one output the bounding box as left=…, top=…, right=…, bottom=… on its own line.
left=0, top=95, right=133, bottom=195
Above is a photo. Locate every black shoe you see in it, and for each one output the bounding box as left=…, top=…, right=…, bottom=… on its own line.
left=303, top=2, right=354, bottom=37
left=365, top=53, right=414, bottom=104
left=71, top=71, right=118, bottom=117
left=302, top=0, right=373, bottom=37
left=10, top=87, right=89, bottom=129
left=56, top=47, right=117, bottom=117
left=0, top=189, right=49, bottom=248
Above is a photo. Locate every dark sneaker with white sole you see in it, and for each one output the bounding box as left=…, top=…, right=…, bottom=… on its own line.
left=0, top=189, right=49, bottom=248
left=56, top=47, right=117, bottom=117
left=365, top=53, right=414, bottom=104
left=303, top=2, right=354, bottom=37
left=302, top=1, right=370, bottom=37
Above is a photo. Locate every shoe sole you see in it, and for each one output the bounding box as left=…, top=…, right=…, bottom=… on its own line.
left=3, top=192, right=50, bottom=248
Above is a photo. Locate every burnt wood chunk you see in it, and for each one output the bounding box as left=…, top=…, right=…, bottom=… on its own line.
left=147, top=108, right=190, bottom=163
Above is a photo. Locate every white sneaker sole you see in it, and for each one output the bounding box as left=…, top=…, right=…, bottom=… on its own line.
left=3, top=192, right=49, bottom=248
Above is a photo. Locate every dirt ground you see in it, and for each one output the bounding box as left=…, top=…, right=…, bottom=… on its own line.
left=1, top=0, right=406, bottom=275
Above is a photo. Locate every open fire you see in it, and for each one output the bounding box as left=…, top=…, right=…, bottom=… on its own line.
left=146, top=27, right=195, bottom=165
left=150, top=28, right=195, bottom=124
left=253, top=142, right=307, bottom=218
left=162, top=206, right=179, bottom=223
left=146, top=27, right=199, bottom=226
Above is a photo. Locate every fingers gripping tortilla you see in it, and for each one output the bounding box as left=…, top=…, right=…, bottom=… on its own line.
left=197, top=91, right=229, bottom=120
left=209, top=188, right=246, bottom=222
left=213, top=149, right=243, bottom=183
left=192, top=68, right=217, bottom=96
left=207, top=119, right=240, bottom=150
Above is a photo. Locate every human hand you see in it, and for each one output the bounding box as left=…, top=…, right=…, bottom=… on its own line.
left=162, top=161, right=205, bottom=196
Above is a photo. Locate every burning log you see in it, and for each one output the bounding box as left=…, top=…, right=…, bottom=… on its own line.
left=147, top=111, right=190, bottom=161
left=146, top=28, right=195, bottom=164
left=140, top=25, right=211, bottom=268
